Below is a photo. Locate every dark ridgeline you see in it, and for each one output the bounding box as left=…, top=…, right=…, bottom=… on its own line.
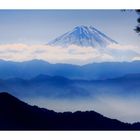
left=0, top=92, right=140, bottom=130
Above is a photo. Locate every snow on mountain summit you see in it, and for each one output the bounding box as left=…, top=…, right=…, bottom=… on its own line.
left=48, top=25, right=118, bottom=47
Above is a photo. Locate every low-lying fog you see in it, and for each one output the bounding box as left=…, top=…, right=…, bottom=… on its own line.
left=24, top=95, right=140, bottom=123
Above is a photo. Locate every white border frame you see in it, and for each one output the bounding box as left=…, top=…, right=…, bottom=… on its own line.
left=0, top=0, right=139, bottom=139
left=0, top=0, right=139, bottom=9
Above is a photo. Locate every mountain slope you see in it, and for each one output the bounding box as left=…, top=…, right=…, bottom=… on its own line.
left=1, top=59, right=140, bottom=80
left=0, top=74, right=90, bottom=99
left=1, top=92, right=140, bottom=130
left=48, top=25, right=117, bottom=47
left=1, top=73, right=140, bottom=99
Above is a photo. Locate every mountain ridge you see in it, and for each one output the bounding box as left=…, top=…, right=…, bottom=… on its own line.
left=1, top=92, right=140, bottom=130
left=1, top=73, right=140, bottom=99
left=1, top=59, right=140, bottom=80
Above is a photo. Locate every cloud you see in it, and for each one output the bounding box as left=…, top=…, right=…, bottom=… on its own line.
left=108, top=44, right=138, bottom=51
left=0, top=43, right=139, bottom=65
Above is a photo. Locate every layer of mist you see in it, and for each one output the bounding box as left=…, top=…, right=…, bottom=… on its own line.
left=25, top=96, right=140, bottom=123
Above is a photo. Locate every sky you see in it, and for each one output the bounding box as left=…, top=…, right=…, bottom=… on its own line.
left=0, top=10, right=139, bottom=64
left=0, top=10, right=139, bottom=46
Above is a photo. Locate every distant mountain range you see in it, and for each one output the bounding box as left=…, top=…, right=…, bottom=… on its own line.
left=1, top=73, right=140, bottom=99
left=48, top=25, right=117, bottom=47
left=0, top=25, right=139, bottom=130
left=1, top=92, right=140, bottom=130
left=1, top=59, right=140, bottom=80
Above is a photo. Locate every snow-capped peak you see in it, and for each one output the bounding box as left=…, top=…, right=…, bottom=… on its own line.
left=48, top=25, right=118, bottom=47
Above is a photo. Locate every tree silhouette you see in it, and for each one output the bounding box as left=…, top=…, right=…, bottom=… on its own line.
left=135, top=10, right=140, bottom=34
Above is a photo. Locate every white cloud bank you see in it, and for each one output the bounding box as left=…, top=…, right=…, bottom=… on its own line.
left=0, top=43, right=139, bottom=65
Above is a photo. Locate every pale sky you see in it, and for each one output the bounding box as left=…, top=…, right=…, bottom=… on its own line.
left=0, top=10, right=139, bottom=46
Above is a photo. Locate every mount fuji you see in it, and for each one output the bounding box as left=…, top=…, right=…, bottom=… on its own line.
left=48, top=25, right=118, bottom=47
